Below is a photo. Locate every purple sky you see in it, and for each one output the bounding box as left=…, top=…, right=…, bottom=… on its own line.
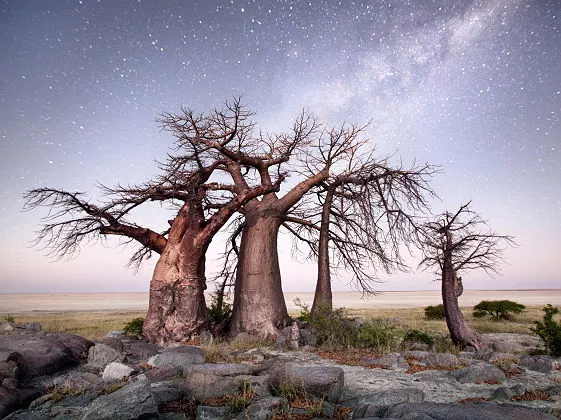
left=1, top=0, right=560, bottom=293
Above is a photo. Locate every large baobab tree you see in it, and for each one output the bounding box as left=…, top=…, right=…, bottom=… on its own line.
left=24, top=100, right=280, bottom=345
left=420, top=202, right=515, bottom=349
left=161, top=112, right=370, bottom=338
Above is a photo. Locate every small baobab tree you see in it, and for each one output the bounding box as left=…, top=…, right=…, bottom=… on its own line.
left=420, top=202, right=516, bottom=349
left=284, top=153, right=437, bottom=316
left=310, top=161, right=436, bottom=315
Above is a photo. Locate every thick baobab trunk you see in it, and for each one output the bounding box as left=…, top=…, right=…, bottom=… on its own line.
left=229, top=213, right=291, bottom=339
left=143, top=244, right=208, bottom=345
left=311, top=186, right=335, bottom=316
left=143, top=204, right=209, bottom=345
left=441, top=261, right=484, bottom=350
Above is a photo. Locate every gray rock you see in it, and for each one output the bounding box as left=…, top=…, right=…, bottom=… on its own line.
left=103, top=330, right=125, bottom=339
left=510, top=384, right=526, bottom=397
left=2, top=377, right=18, bottom=390
left=197, top=405, right=233, bottom=419
left=371, top=401, right=556, bottom=419
left=450, top=361, right=506, bottom=384
left=519, top=355, right=555, bottom=373
left=87, top=343, right=124, bottom=371
left=236, top=396, right=285, bottom=420
left=28, top=392, right=54, bottom=409
left=183, top=362, right=253, bottom=377
left=3, top=408, right=58, bottom=420
left=347, top=388, right=425, bottom=414
left=124, top=340, right=159, bottom=363
left=0, top=333, right=93, bottom=382
left=268, top=362, right=345, bottom=403
left=0, top=322, right=16, bottom=333
left=364, top=352, right=410, bottom=370
left=235, top=374, right=272, bottom=398
left=150, top=380, right=182, bottom=405
left=148, top=346, right=204, bottom=371
left=0, top=385, right=41, bottom=419
left=102, top=362, right=135, bottom=382
left=100, top=336, right=124, bottom=353
left=22, top=323, right=41, bottom=333
left=144, top=364, right=178, bottom=382
left=82, top=380, right=158, bottom=419
left=492, top=386, right=514, bottom=401
left=55, top=390, right=100, bottom=409
left=405, top=351, right=459, bottom=367
left=0, top=360, right=18, bottom=381
left=182, top=371, right=240, bottom=401
left=483, top=333, right=540, bottom=355
left=423, top=352, right=459, bottom=367
left=52, top=370, right=103, bottom=392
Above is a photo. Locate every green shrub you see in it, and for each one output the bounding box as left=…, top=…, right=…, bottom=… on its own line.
left=294, top=298, right=312, bottom=322
left=403, top=329, right=435, bottom=347
left=531, top=304, right=561, bottom=357
left=473, top=300, right=526, bottom=320
left=295, top=299, right=401, bottom=350
left=207, top=289, right=232, bottom=329
left=228, top=381, right=255, bottom=414
left=424, top=304, right=446, bottom=320
left=123, top=317, right=144, bottom=338
left=4, top=314, right=15, bottom=323
left=356, top=319, right=402, bottom=351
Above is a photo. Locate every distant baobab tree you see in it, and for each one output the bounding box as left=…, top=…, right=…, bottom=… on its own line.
left=420, top=202, right=516, bottom=349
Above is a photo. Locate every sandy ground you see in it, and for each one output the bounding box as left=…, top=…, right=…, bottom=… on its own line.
left=1, top=290, right=560, bottom=314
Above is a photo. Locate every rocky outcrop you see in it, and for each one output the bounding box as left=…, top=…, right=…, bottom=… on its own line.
left=519, top=355, right=559, bottom=373
left=354, top=401, right=557, bottom=419
left=364, top=352, right=410, bottom=369
left=266, top=360, right=345, bottom=403
left=0, top=332, right=93, bottom=418
left=2, top=327, right=561, bottom=419
left=450, top=361, right=507, bottom=384
left=82, top=380, right=159, bottom=419
left=0, top=333, right=93, bottom=382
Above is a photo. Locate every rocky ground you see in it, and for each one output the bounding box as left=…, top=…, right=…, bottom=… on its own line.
left=0, top=321, right=560, bottom=419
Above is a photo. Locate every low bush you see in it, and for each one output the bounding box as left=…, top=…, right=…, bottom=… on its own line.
left=424, top=304, right=446, bottom=320
left=228, top=381, right=255, bottom=414
left=473, top=300, right=525, bottom=320
left=295, top=299, right=402, bottom=351
left=4, top=314, right=15, bottom=323
left=123, top=317, right=144, bottom=338
left=206, top=291, right=232, bottom=329
left=403, top=329, right=435, bottom=347
left=531, top=304, right=561, bottom=357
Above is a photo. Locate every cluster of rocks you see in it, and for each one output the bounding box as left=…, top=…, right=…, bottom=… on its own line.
left=1, top=321, right=560, bottom=419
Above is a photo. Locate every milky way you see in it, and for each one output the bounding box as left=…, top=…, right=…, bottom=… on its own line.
left=1, top=1, right=560, bottom=293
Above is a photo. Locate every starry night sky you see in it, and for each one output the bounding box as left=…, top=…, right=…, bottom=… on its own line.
left=1, top=0, right=560, bottom=293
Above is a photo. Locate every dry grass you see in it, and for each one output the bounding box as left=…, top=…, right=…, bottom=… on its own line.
left=5, top=304, right=545, bottom=343
left=336, top=305, right=545, bottom=336
left=4, top=311, right=145, bottom=341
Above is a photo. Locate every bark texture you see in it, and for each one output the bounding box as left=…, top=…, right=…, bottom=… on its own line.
left=311, top=186, right=335, bottom=316
left=229, top=211, right=291, bottom=339
left=143, top=202, right=209, bottom=345
left=441, top=254, right=484, bottom=350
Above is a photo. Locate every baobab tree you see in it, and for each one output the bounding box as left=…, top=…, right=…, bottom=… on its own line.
left=159, top=110, right=365, bottom=338
left=309, top=161, right=436, bottom=315
left=24, top=100, right=281, bottom=345
left=419, top=202, right=515, bottom=349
